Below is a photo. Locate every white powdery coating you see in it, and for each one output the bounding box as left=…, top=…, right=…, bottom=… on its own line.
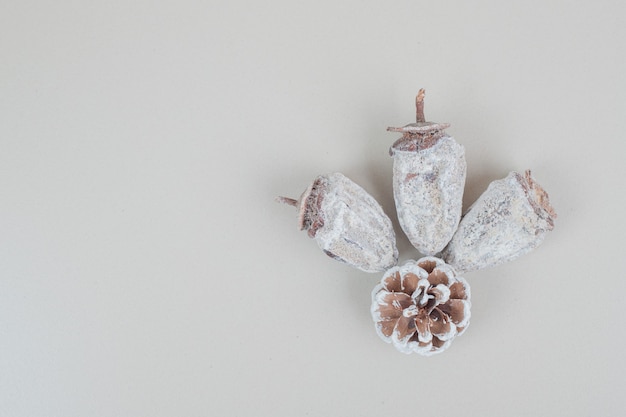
left=392, top=137, right=466, bottom=255
left=315, top=173, right=398, bottom=273
left=442, top=172, right=554, bottom=273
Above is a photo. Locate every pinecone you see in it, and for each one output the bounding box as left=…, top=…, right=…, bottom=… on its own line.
left=371, top=257, right=471, bottom=356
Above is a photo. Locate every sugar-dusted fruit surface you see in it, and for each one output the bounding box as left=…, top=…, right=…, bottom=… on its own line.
left=388, top=89, right=466, bottom=256
left=442, top=170, right=557, bottom=273
left=278, top=172, right=398, bottom=273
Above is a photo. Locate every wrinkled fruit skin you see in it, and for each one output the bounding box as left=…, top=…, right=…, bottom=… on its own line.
left=371, top=257, right=471, bottom=356
left=300, top=173, right=398, bottom=273
left=442, top=171, right=556, bottom=273
left=391, top=136, right=466, bottom=255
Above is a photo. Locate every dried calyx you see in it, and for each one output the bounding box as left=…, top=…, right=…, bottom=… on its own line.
left=277, top=176, right=327, bottom=238
left=388, top=89, right=451, bottom=154
left=519, top=169, right=557, bottom=229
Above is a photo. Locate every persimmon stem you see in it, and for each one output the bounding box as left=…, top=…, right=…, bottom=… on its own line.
left=276, top=196, right=298, bottom=207
left=415, top=88, right=426, bottom=123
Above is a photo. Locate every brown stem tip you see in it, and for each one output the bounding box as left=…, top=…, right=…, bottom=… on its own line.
left=276, top=196, right=298, bottom=207
left=416, top=88, right=426, bottom=123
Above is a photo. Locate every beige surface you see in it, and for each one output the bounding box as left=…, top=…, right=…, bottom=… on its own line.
left=1, top=0, right=625, bottom=415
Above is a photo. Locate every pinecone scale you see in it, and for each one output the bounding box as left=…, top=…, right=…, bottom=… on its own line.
left=371, top=257, right=471, bottom=356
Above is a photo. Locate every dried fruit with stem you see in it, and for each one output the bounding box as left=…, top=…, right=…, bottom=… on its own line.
left=388, top=89, right=466, bottom=255
left=277, top=172, right=398, bottom=273
left=442, top=170, right=557, bottom=273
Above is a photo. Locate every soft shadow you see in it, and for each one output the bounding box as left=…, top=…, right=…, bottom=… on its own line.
left=462, top=166, right=509, bottom=212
